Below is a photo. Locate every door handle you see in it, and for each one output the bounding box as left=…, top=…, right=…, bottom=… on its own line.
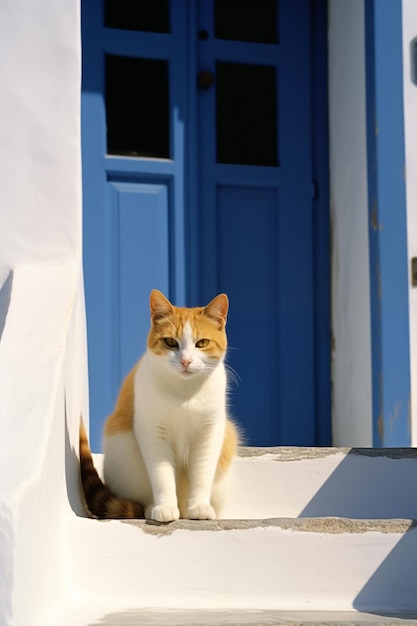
left=197, top=70, right=214, bottom=90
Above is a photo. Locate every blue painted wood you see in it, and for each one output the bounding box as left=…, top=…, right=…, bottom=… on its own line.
left=365, top=1, right=411, bottom=446
left=216, top=187, right=280, bottom=443
left=82, top=0, right=111, bottom=451
left=82, top=0, right=330, bottom=449
left=197, top=0, right=317, bottom=445
left=112, top=181, right=170, bottom=378
left=82, top=0, right=188, bottom=449
left=277, top=0, right=315, bottom=445
left=311, top=0, right=331, bottom=446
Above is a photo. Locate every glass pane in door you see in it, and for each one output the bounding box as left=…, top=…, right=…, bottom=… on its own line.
left=105, top=55, right=170, bottom=158
left=105, top=0, right=170, bottom=33
left=216, top=61, right=278, bottom=166
left=214, top=0, right=278, bottom=43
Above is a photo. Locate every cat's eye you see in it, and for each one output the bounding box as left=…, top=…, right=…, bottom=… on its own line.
left=164, top=337, right=179, bottom=349
left=196, top=338, right=210, bottom=348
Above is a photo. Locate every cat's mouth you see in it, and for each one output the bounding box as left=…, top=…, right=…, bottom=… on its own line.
left=179, top=367, right=200, bottom=377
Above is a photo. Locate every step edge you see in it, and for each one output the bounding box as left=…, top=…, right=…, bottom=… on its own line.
left=110, top=517, right=417, bottom=536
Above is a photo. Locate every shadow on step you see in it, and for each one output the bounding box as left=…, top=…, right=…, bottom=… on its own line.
left=299, top=448, right=417, bottom=519
left=353, top=522, right=417, bottom=614
left=300, top=448, right=417, bottom=613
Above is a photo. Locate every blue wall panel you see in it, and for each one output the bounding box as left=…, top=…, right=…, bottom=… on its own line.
left=365, top=0, right=411, bottom=446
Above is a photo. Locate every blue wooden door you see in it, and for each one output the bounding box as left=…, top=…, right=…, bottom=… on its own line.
left=82, top=0, right=329, bottom=450
left=195, top=2, right=316, bottom=446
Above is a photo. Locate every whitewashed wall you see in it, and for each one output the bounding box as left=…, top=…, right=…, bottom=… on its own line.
left=0, top=1, right=87, bottom=624
left=328, top=0, right=373, bottom=446
left=0, top=1, right=81, bottom=267
left=402, top=0, right=417, bottom=446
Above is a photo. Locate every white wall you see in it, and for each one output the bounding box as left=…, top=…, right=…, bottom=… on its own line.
left=328, top=0, right=373, bottom=446
left=0, top=0, right=81, bottom=267
left=0, top=1, right=87, bottom=624
left=402, top=0, right=417, bottom=446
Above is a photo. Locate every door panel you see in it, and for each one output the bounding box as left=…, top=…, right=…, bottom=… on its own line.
left=82, top=0, right=188, bottom=449
left=197, top=1, right=315, bottom=445
left=114, top=181, right=170, bottom=376
left=217, top=187, right=279, bottom=443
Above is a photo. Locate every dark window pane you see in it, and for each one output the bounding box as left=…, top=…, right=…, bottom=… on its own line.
left=216, top=62, right=278, bottom=166
left=215, top=0, right=277, bottom=43
left=106, top=55, right=169, bottom=158
left=105, top=0, right=170, bottom=34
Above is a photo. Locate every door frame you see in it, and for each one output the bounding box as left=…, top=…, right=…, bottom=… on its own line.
left=311, top=0, right=331, bottom=445
left=365, top=1, right=410, bottom=446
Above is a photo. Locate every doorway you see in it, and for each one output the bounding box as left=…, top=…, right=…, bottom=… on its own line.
left=81, top=0, right=330, bottom=450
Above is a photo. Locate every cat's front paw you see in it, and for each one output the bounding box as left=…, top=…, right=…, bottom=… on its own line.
left=186, top=503, right=216, bottom=520
left=150, top=504, right=180, bottom=523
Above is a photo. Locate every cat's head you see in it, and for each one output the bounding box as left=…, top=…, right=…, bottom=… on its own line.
left=147, top=290, right=228, bottom=378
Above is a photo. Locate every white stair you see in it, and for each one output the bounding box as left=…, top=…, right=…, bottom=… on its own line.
left=53, top=447, right=417, bottom=626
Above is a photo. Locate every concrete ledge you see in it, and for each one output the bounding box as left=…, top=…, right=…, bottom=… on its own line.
left=239, top=446, right=417, bottom=460
left=119, top=517, right=417, bottom=535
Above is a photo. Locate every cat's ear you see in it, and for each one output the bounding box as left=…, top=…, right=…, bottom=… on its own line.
left=149, top=289, right=174, bottom=321
left=204, top=294, right=229, bottom=328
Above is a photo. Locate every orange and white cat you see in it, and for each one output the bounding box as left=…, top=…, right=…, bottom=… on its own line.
left=80, top=289, right=238, bottom=522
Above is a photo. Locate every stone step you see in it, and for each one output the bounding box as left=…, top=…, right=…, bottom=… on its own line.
left=91, top=446, right=417, bottom=520
left=66, top=447, right=417, bottom=625
left=69, top=516, right=417, bottom=616
left=224, top=447, right=417, bottom=519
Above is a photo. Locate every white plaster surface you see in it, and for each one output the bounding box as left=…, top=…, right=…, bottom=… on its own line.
left=328, top=0, right=373, bottom=446
left=224, top=450, right=417, bottom=519
left=0, top=1, right=86, bottom=625
left=41, top=512, right=417, bottom=626
left=57, top=448, right=417, bottom=625
left=0, top=0, right=81, bottom=267
left=0, top=265, right=82, bottom=626
left=402, top=0, right=417, bottom=445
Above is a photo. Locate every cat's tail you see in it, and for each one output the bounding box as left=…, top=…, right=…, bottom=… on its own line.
left=79, top=417, right=144, bottom=519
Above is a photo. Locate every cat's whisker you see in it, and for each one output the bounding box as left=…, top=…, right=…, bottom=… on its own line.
left=225, top=363, right=241, bottom=386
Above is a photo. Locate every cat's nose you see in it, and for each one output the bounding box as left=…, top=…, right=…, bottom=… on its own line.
left=181, top=357, right=192, bottom=369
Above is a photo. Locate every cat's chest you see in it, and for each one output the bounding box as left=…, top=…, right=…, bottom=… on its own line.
left=138, top=381, right=218, bottom=420
left=134, top=365, right=224, bottom=424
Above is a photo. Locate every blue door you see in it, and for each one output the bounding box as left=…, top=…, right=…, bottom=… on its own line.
left=82, top=0, right=330, bottom=450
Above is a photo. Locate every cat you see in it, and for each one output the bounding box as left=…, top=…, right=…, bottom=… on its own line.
left=79, top=289, right=238, bottom=522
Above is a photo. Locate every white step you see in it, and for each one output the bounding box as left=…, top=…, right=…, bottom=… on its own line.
left=223, top=447, right=417, bottom=519
left=61, top=608, right=417, bottom=626
left=57, top=447, right=417, bottom=625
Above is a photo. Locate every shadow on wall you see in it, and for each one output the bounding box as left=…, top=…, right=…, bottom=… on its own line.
left=0, top=270, right=13, bottom=343
left=299, top=448, right=417, bottom=519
